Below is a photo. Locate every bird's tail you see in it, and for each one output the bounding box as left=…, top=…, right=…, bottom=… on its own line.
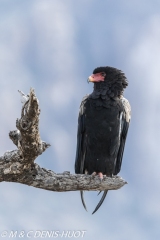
left=80, top=190, right=87, bottom=211
left=92, top=190, right=108, bottom=214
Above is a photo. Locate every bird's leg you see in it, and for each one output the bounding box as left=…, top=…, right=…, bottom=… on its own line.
left=91, top=172, right=97, bottom=176
left=98, top=172, right=103, bottom=180
left=91, top=172, right=104, bottom=181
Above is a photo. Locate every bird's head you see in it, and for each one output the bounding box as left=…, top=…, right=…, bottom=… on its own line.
left=88, top=66, right=128, bottom=97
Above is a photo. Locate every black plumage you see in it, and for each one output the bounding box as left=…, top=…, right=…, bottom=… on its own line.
left=75, top=66, right=131, bottom=214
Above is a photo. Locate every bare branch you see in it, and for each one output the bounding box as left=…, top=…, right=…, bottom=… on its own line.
left=0, top=88, right=127, bottom=192
left=0, top=150, right=126, bottom=191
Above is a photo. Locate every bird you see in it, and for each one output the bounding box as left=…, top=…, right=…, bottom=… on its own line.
left=75, top=66, right=131, bottom=214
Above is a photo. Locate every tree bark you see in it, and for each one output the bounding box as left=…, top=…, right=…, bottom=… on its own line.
left=0, top=88, right=127, bottom=192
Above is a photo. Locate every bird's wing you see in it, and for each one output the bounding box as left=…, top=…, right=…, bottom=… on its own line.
left=92, top=190, right=108, bottom=214
left=75, top=96, right=89, bottom=212
left=75, top=95, right=88, bottom=174
left=114, top=97, right=131, bottom=175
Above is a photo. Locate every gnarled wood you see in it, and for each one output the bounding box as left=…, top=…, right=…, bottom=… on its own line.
left=0, top=88, right=127, bottom=192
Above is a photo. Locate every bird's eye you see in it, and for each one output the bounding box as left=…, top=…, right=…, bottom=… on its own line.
left=101, top=72, right=106, bottom=77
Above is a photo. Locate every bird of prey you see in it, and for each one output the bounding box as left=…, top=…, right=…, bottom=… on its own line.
left=75, top=66, right=131, bottom=214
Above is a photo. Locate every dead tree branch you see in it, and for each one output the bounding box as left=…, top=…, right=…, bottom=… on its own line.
left=0, top=88, right=127, bottom=192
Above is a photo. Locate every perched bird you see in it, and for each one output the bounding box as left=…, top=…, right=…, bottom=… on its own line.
left=75, top=66, right=131, bottom=214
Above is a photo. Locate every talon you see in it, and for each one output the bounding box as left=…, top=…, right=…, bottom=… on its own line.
left=98, top=172, right=103, bottom=180
left=91, top=172, right=97, bottom=176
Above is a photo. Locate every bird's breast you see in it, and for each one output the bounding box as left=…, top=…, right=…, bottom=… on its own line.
left=84, top=102, right=120, bottom=148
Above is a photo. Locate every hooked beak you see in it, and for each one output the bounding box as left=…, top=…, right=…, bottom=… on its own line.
left=87, top=73, right=105, bottom=83
left=87, top=76, right=94, bottom=83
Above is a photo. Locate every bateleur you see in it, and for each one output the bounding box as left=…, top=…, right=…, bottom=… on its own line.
left=75, top=66, right=131, bottom=214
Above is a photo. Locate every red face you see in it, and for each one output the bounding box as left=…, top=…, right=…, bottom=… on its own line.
left=88, top=72, right=106, bottom=83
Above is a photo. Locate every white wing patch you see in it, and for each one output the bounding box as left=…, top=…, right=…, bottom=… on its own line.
left=121, top=96, right=131, bottom=122
left=119, top=112, right=123, bottom=141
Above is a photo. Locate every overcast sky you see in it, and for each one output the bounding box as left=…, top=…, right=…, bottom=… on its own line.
left=0, top=1, right=160, bottom=240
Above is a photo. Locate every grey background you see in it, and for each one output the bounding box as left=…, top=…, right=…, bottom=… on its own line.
left=0, top=0, right=160, bottom=239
